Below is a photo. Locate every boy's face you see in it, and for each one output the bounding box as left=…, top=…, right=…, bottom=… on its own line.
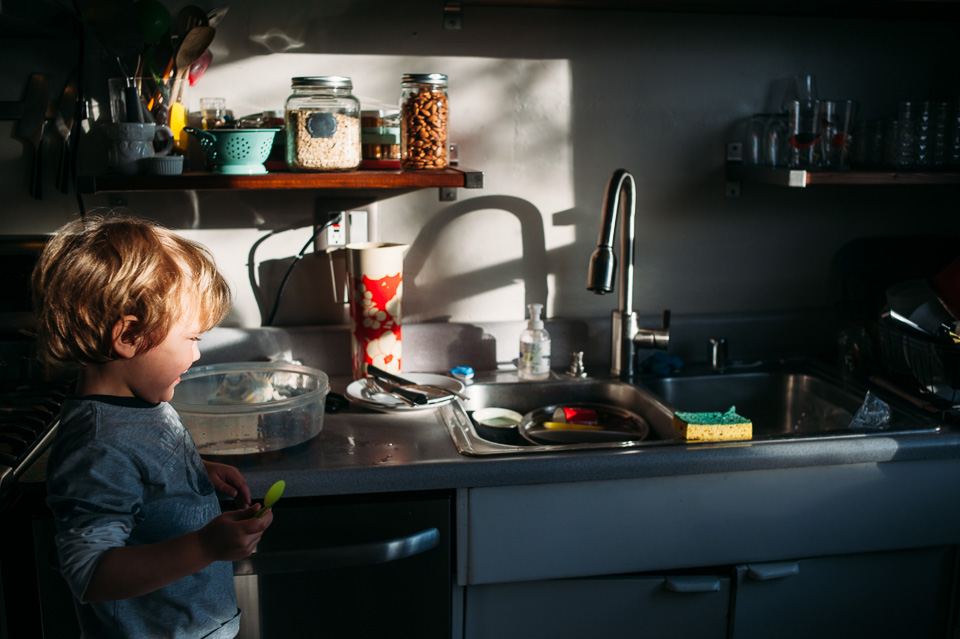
left=126, top=312, right=203, bottom=403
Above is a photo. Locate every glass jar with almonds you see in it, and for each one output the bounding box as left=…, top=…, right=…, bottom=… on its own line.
left=400, top=73, right=449, bottom=171
left=285, top=76, right=361, bottom=172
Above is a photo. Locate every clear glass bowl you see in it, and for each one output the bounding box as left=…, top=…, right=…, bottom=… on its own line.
left=171, top=362, right=329, bottom=456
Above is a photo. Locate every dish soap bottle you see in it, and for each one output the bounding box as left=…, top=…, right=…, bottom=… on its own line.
left=518, top=303, right=551, bottom=380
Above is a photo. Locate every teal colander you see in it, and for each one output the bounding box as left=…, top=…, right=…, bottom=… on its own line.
left=184, top=127, right=281, bottom=174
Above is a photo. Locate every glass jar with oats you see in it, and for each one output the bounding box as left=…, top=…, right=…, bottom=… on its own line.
left=285, top=76, right=361, bottom=172
left=400, top=73, right=449, bottom=170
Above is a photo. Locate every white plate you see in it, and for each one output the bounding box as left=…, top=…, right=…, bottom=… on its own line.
left=346, top=373, right=466, bottom=412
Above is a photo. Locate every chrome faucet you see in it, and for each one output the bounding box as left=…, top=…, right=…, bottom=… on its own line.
left=587, top=169, right=670, bottom=380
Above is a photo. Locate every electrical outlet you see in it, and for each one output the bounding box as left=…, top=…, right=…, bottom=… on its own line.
left=326, top=212, right=346, bottom=246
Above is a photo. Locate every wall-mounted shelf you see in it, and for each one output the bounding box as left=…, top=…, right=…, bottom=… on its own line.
left=461, top=0, right=960, bottom=19
left=76, top=167, right=484, bottom=198
left=726, top=163, right=960, bottom=196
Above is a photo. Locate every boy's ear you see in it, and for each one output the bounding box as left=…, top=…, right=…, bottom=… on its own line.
left=111, top=315, right=140, bottom=359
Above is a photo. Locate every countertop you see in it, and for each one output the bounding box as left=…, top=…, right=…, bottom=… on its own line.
left=225, top=374, right=960, bottom=499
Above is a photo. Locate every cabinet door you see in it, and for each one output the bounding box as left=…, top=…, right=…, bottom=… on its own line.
left=732, top=546, right=954, bottom=639
left=465, top=573, right=730, bottom=639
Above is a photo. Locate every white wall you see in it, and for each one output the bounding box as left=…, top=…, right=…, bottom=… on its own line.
left=2, top=0, right=957, bottom=340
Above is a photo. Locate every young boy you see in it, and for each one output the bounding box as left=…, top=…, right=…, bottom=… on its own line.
left=33, top=214, right=273, bottom=638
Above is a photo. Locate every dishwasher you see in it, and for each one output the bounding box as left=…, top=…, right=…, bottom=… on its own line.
left=233, top=490, right=453, bottom=639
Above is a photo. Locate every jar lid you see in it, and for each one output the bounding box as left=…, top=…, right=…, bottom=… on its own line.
left=292, top=76, right=353, bottom=89
left=402, top=73, right=448, bottom=86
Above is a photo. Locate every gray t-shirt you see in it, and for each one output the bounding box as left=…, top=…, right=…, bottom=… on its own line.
left=46, top=396, right=240, bottom=639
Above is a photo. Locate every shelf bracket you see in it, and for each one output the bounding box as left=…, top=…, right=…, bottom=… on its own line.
left=440, top=142, right=461, bottom=201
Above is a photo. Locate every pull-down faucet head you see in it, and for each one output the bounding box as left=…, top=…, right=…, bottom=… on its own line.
left=586, top=169, right=668, bottom=380
left=587, top=168, right=635, bottom=304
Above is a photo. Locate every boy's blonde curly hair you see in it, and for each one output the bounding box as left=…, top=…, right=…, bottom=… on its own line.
left=32, top=214, right=233, bottom=366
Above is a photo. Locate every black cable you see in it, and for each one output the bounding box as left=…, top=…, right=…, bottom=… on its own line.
left=254, top=216, right=342, bottom=327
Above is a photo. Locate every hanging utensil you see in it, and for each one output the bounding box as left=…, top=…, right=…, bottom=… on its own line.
left=168, top=25, right=215, bottom=151
left=188, top=48, right=213, bottom=87
left=157, top=5, right=207, bottom=99
left=15, top=74, right=51, bottom=200
left=173, top=5, right=208, bottom=50
left=206, top=6, right=229, bottom=27
left=170, top=25, right=215, bottom=105
left=55, top=70, right=79, bottom=194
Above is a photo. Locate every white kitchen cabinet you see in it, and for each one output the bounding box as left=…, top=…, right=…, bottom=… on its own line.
left=465, top=573, right=730, bottom=639
left=732, top=546, right=955, bottom=639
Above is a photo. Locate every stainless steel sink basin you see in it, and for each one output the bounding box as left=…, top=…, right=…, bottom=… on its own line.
left=439, top=364, right=941, bottom=456
left=440, top=377, right=676, bottom=455
left=637, top=369, right=941, bottom=440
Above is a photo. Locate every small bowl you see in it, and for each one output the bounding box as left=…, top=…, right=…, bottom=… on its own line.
left=148, top=155, right=184, bottom=175
left=472, top=407, right=523, bottom=445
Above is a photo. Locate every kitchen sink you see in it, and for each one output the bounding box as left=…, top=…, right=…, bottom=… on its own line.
left=441, top=377, right=677, bottom=455
left=439, top=363, right=941, bottom=456
left=636, top=368, right=941, bottom=440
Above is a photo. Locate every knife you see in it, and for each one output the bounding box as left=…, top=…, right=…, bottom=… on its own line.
left=55, top=70, right=79, bottom=194
left=367, top=364, right=427, bottom=389
left=15, top=74, right=51, bottom=200
left=367, top=375, right=428, bottom=406
left=367, top=364, right=468, bottom=401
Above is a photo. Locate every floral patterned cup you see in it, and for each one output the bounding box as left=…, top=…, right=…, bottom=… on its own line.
left=346, top=242, right=409, bottom=379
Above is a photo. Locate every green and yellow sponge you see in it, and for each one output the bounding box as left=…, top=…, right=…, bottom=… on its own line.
left=671, top=406, right=752, bottom=442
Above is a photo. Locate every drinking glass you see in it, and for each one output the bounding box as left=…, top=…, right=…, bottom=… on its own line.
left=947, top=102, right=960, bottom=167
left=743, top=114, right=768, bottom=166
left=819, top=100, right=858, bottom=170
left=763, top=114, right=790, bottom=167
left=787, top=99, right=821, bottom=168
left=896, top=102, right=918, bottom=168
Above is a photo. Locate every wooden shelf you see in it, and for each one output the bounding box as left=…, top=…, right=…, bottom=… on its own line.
left=463, top=0, right=960, bottom=19
left=727, top=164, right=960, bottom=188
left=76, top=167, right=484, bottom=197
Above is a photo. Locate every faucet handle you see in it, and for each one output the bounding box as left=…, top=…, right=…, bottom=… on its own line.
left=566, top=351, right=588, bottom=378
left=633, top=309, right=671, bottom=350
left=709, top=337, right=728, bottom=372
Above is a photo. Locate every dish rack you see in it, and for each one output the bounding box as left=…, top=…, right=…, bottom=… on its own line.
left=878, top=318, right=960, bottom=406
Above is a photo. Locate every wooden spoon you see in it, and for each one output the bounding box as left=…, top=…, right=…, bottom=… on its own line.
left=170, top=25, right=215, bottom=105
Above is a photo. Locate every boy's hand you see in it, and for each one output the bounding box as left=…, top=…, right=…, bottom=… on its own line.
left=203, top=460, right=252, bottom=507
left=197, top=505, right=273, bottom=562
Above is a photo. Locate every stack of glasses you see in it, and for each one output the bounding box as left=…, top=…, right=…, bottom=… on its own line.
left=742, top=75, right=859, bottom=171
left=852, top=101, right=960, bottom=170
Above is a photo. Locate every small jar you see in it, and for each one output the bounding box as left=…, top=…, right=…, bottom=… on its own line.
left=285, top=76, right=361, bottom=172
left=200, top=97, right=227, bottom=130
left=361, top=107, right=400, bottom=161
left=400, top=73, right=449, bottom=170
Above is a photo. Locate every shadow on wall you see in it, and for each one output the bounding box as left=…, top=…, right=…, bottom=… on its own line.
left=253, top=195, right=550, bottom=327
left=403, top=195, right=548, bottom=321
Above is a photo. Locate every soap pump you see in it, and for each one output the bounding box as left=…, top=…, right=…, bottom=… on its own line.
left=518, top=303, right=551, bottom=380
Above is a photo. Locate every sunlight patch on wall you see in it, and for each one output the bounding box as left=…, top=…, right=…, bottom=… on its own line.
left=195, top=54, right=574, bottom=326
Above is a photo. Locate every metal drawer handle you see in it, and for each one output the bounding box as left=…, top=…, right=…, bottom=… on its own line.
left=663, top=575, right=721, bottom=593
left=746, top=561, right=800, bottom=581
left=233, top=527, right=440, bottom=576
